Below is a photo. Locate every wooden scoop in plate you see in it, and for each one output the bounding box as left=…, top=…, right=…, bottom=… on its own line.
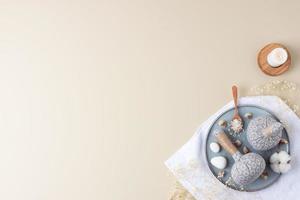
left=216, top=130, right=266, bottom=186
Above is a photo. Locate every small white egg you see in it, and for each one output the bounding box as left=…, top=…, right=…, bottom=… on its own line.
left=210, top=142, right=220, bottom=153
left=279, top=163, right=291, bottom=173
left=210, top=156, right=227, bottom=169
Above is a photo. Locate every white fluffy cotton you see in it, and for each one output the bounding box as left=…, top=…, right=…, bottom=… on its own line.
left=278, top=151, right=291, bottom=163
left=271, top=163, right=281, bottom=173
left=269, top=152, right=280, bottom=164
left=279, top=163, right=291, bottom=173
left=269, top=151, right=291, bottom=174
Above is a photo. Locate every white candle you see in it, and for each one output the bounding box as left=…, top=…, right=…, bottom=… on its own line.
left=267, top=48, right=288, bottom=68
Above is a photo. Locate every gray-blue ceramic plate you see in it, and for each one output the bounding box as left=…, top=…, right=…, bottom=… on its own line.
left=205, top=105, right=289, bottom=192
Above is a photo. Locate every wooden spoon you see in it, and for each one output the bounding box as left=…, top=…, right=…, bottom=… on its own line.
left=231, top=85, right=243, bottom=133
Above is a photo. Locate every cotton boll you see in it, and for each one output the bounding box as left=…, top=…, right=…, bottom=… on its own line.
left=270, top=163, right=281, bottom=173
left=270, top=151, right=292, bottom=173
left=279, top=163, right=291, bottom=173
left=278, top=151, right=291, bottom=163
left=270, top=152, right=280, bottom=164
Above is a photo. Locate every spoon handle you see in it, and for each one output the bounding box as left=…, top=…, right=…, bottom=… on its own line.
left=216, top=131, right=238, bottom=156
left=232, top=85, right=238, bottom=115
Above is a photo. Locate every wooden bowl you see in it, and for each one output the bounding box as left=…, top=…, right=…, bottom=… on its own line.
left=257, top=43, right=291, bottom=76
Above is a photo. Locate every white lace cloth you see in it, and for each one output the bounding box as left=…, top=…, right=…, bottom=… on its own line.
left=165, top=96, right=300, bottom=200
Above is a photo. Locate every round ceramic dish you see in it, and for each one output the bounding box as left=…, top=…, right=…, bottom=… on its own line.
left=205, top=105, right=290, bottom=192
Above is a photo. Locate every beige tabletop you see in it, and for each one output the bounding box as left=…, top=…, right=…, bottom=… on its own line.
left=1, top=1, right=300, bottom=199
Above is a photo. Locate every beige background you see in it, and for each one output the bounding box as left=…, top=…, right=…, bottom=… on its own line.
left=0, top=1, right=300, bottom=199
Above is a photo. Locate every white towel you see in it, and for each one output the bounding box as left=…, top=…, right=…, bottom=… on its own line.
left=165, top=96, right=300, bottom=200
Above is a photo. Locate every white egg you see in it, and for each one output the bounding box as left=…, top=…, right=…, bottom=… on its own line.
left=270, top=152, right=280, bottom=164
left=210, top=142, right=220, bottom=153
left=270, top=163, right=281, bottom=173
left=278, top=151, right=291, bottom=163
left=279, top=163, right=291, bottom=173
left=210, top=156, right=227, bottom=169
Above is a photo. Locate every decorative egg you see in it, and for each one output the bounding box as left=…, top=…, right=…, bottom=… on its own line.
left=210, top=142, right=220, bottom=153
left=210, top=156, right=227, bottom=169
left=247, top=116, right=283, bottom=151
